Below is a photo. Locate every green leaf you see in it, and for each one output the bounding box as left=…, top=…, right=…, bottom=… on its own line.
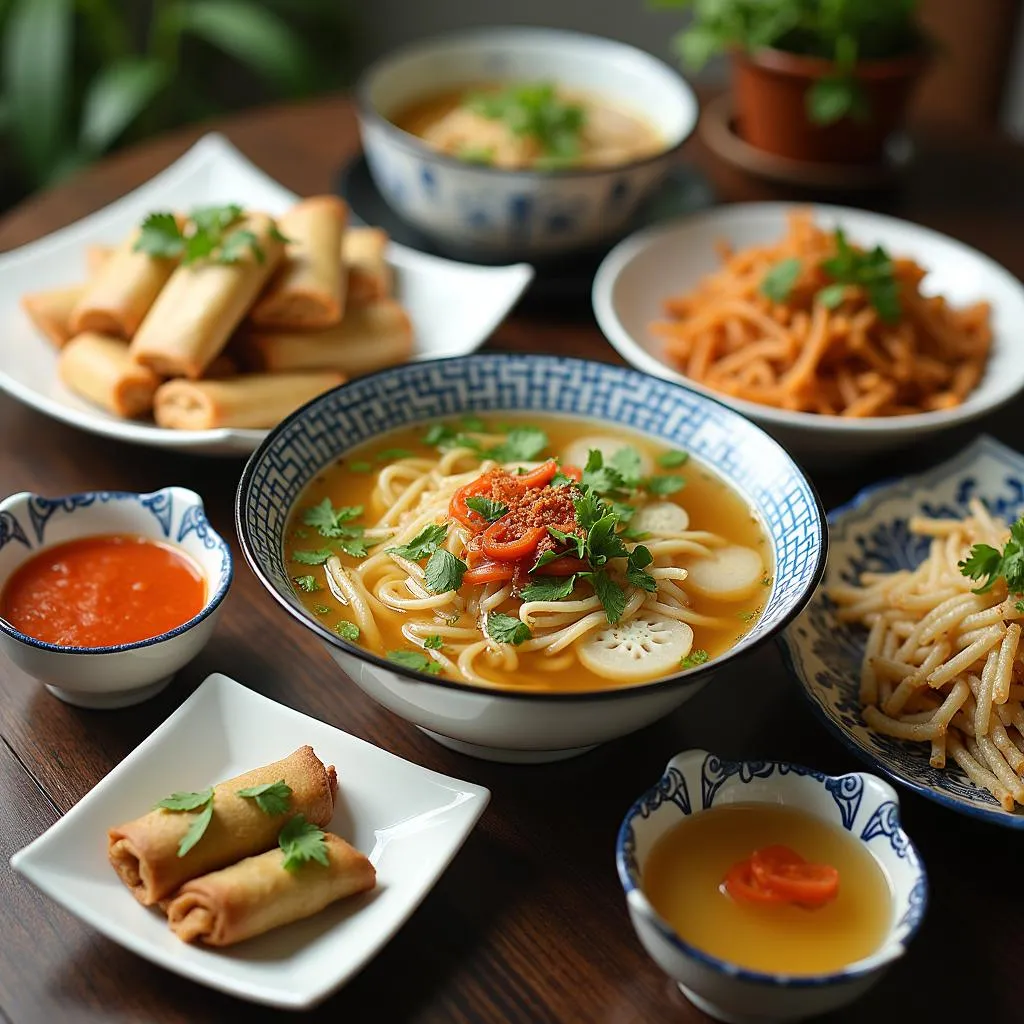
left=486, top=611, right=532, bottom=645
left=519, top=574, right=577, bottom=602
left=646, top=476, right=686, bottom=497
left=607, top=448, right=644, bottom=489
left=334, top=621, right=360, bottom=642
left=156, top=787, right=214, bottom=811
left=348, top=461, right=372, bottom=473
left=387, top=649, right=442, bottom=674
left=423, top=634, right=444, bottom=650
left=657, top=450, right=689, bottom=469
left=807, top=76, right=859, bottom=126
left=585, top=570, right=627, bottom=624
left=461, top=414, right=485, bottom=431
left=302, top=499, right=363, bottom=537
left=388, top=523, right=447, bottom=561
left=626, top=546, right=657, bottom=593
left=2, top=0, right=73, bottom=182
left=312, top=604, right=330, bottom=615
left=587, top=513, right=629, bottom=567
left=464, top=496, right=508, bottom=523
left=237, top=779, right=292, bottom=816
left=79, top=57, right=169, bottom=154
left=177, top=802, right=214, bottom=857
left=422, top=424, right=454, bottom=446
left=174, top=0, right=311, bottom=94
left=424, top=548, right=467, bottom=594
left=336, top=536, right=370, bottom=559
left=278, top=814, right=330, bottom=871
left=760, top=258, right=801, bottom=303
left=487, top=426, right=549, bottom=463
left=219, top=227, right=264, bottom=264
left=681, top=649, right=709, bottom=669
left=466, top=82, right=585, bottom=158
left=545, top=525, right=586, bottom=560
left=292, top=575, right=320, bottom=593
left=291, top=548, right=333, bottom=566
left=375, top=447, right=413, bottom=462
left=816, top=282, right=847, bottom=310
left=134, top=212, right=184, bottom=259
left=677, top=25, right=723, bottom=71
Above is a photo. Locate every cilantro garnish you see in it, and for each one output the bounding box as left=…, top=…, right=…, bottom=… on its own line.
left=582, top=569, right=627, bottom=624
left=486, top=612, right=533, bottom=645
left=423, top=635, right=444, bottom=650
left=292, top=575, right=320, bottom=593
left=959, top=517, right=1024, bottom=594
left=334, top=621, right=360, bottom=641
left=313, top=604, right=330, bottom=615
left=519, top=574, right=577, bottom=602
left=388, top=523, right=448, bottom=560
left=465, top=496, right=508, bottom=523
left=424, top=548, right=468, bottom=594
left=134, top=204, right=269, bottom=266
left=645, top=475, right=686, bottom=497
left=760, top=257, right=801, bottom=303
left=387, top=649, right=442, bottom=674
left=626, top=546, right=657, bottom=593
left=291, top=548, right=335, bottom=566
left=302, top=499, right=363, bottom=538
left=278, top=815, right=330, bottom=872
left=681, top=649, right=709, bottom=669
left=155, top=787, right=215, bottom=857
left=236, top=779, right=292, bottom=816
left=487, top=426, right=549, bottom=463
left=657, top=450, right=689, bottom=469
left=375, top=448, right=413, bottom=462
left=348, top=461, right=372, bottom=474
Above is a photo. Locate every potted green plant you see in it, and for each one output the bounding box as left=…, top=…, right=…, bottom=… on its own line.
left=657, top=0, right=929, bottom=165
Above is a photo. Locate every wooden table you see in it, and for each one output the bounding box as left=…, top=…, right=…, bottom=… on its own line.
left=1, top=96, right=1023, bottom=1024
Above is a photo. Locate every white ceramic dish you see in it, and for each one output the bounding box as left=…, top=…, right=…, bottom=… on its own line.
left=0, top=133, right=533, bottom=456
left=357, top=27, right=699, bottom=260
left=781, top=435, right=1024, bottom=827
left=0, top=486, right=231, bottom=708
left=617, top=749, right=927, bottom=1024
left=593, top=202, right=1024, bottom=463
left=10, top=672, right=490, bottom=1008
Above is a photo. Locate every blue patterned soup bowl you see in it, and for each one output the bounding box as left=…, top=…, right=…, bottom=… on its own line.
left=617, top=751, right=927, bottom=1024
left=0, top=488, right=232, bottom=709
left=236, top=353, right=826, bottom=763
left=356, top=27, right=699, bottom=261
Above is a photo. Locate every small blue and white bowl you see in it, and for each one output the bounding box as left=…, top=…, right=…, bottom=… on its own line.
left=356, top=27, right=699, bottom=261
left=0, top=487, right=232, bottom=709
left=617, top=750, right=927, bottom=1024
left=237, top=353, right=826, bottom=763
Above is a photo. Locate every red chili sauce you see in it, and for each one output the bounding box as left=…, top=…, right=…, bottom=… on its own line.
left=0, top=534, right=206, bottom=647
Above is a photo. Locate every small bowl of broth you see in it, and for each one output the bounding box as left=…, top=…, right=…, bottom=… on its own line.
left=0, top=487, right=232, bottom=708
left=617, top=749, right=927, bottom=1023
left=356, top=27, right=699, bottom=260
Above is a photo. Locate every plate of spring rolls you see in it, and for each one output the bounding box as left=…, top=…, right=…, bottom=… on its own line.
left=0, top=133, right=534, bottom=455
left=10, top=673, right=490, bottom=1008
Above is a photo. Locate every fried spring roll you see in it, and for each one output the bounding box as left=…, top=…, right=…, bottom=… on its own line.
left=130, top=213, right=285, bottom=379
left=239, top=300, right=413, bottom=377
left=344, top=227, right=392, bottom=305
left=250, top=196, right=348, bottom=329
left=108, top=746, right=337, bottom=906
left=21, top=287, right=86, bottom=348
left=153, top=371, right=344, bottom=430
left=58, top=332, right=161, bottom=418
left=69, top=229, right=179, bottom=338
left=166, top=834, right=376, bottom=947
left=85, top=244, right=114, bottom=277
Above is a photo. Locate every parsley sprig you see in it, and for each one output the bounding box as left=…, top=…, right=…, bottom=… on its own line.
left=387, top=524, right=468, bottom=593
left=295, top=499, right=374, bottom=560
left=134, top=204, right=282, bottom=266
left=278, top=814, right=329, bottom=872
left=236, top=779, right=292, bottom=816
left=155, top=787, right=215, bottom=858
left=959, top=517, right=1024, bottom=595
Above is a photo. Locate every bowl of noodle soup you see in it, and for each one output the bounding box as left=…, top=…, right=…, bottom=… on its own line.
left=236, top=354, right=826, bottom=762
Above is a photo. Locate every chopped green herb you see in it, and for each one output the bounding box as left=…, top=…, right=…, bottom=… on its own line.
left=134, top=204, right=266, bottom=267
left=626, top=546, right=657, bottom=593
left=461, top=414, right=486, bottom=431
left=550, top=471, right=574, bottom=487
left=236, top=780, right=292, bottom=816
left=818, top=229, right=901, bottom=324
left=375, top=448, right=414, bottom=462
left=607, top=447, right=644, bottom=489
left=424, top=548, right=468, bottom=594
left=177, top=803, right=214, bottom=858
left=388, top=523, right=448, bottom=561
left=959, top=517, right=1024, bottom=594
left=387, top=649, right=442, bottom=674
left=519, top=574, right=577, bottom=602
left=313, top=604, right=331, bottom=616
left=336, top=537, right=371, bottom=559
left=422, top=423, right=453, bottom=446
left=645, top=475, right=686, bottom=497
left=457, top=145, right=496, bottom=165
left=291, top=548, right=334, bottom=566
left=348, top=461, right=372, bottom=474
left=465, top=496, right=508, bottom=523
left=156, top=788, right=214, bottom=812
left=816, top=282, right=847, bottom=310
left=423, top=634, right=444, bottom=650
left=487, top=426, right=549, bottom=463
left=466, top=82, right=586, bottom=161
left=622, top=528, right=652, bottom=542
left=486, top=611, right=533, bottom=645
left=292, top=575, right=320, bottom=593
left=586, top=512, right=630, bottom=567
left=546, top=525, right=585, bottom=559
left=583, top=569, right=627, bottom=624
left=760, top=257, right=801, bottom=303
left=1016, top=600, right=1024, bottom=614
left=302, top=499, right=363, bottom=538
left=681, top=649, right=710, bottom=669
left=657, top=450, right=690, bottom=469
left=279, top=814, right=330, bottom=872
left=334, top=621, right=360, bottom=642
left=134, top=212, right=182, bottom=259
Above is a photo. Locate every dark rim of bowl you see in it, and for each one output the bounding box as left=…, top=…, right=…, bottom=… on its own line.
left=0, top=490, right=234, bottom=655
left=354, top=27, right=698, bottom=182
left=614, top=757, right=930, bottom=986
left=234, top=352, right=829, bottom=703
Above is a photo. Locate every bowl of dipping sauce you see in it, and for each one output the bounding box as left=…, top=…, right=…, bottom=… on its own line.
left=356, top=27, right=699, bottom=261
left=616, top=749, right=927, bottom=1023
left=0, top=487, right=232, bottom=708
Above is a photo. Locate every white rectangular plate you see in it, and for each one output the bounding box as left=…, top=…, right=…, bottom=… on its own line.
left=10, top=672, right=490, bottom=1008
left=0, top=133, right=533, bottom=455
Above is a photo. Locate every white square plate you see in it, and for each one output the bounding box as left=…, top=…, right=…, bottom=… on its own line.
left=10, top=672, right=490, bottom=1008
left=0, top=133, right=533, bottom=455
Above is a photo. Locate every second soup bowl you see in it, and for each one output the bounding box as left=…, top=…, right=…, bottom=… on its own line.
left=235, top=354, right=826, bottom=762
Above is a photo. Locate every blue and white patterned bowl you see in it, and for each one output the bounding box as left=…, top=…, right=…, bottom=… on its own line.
left=236, top=353, right=826, bottom=762
left=780, top=435, right=1024, bottom=827
left=0, top=487, right=232, bottom=708
left=617, top=750, right=927, bottom=1024
left=356, top=27, right=699, bottom=260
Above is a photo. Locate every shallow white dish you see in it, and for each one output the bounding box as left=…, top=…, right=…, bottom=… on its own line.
left=593, top=202, right=1024, bottom=462
left=10, top=672, right=490, bottom=1008
left=617, top=749, right=926, bottom=1024
left=780, top=435, right=1024, bottom=827
left=0, top=133, right=533, bottom=456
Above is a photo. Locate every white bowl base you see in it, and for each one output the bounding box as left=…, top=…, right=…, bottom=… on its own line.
left=418, top=727, right=598, bottom=764
left=45, top=675, right=174, bottom=710
left=680, top=983, right=795, bottom=1024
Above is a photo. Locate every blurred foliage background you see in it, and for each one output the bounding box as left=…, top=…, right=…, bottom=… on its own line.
left=0, top=0, right=351, bottom=208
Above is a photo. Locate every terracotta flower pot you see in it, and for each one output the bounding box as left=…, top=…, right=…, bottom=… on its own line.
left=731, top=47, right=929, bottom=165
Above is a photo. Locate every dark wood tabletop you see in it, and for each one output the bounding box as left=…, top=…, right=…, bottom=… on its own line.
left=1, top=95, right=1023, bottom=1024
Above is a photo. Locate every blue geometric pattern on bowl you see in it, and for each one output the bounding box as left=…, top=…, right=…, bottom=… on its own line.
left=616, top=749, right=928, bottom=985
left=237, top=353, right=826, bottom=686
left=779, top=435, right=1024, bottom=828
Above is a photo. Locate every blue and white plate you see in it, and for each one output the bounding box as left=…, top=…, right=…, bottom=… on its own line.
left=780, top=435, right=1024, bottom=827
